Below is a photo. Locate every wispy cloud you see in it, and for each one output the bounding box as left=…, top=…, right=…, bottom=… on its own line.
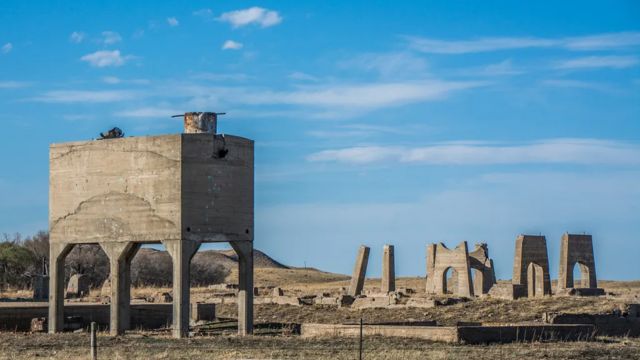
left=101, top=76, right=149, bottom=85
left=340, top=52, right=428, bottom=78
left=308, top=139, right=640, bottom=165
left=554, top=55, right=638, bottom=70
left=288, top=72, right=319, bottom=82
left=2, top=43, right=12, bottom=54
left=80, top=50, right=129, bottom=67
left=32, top=90, right=137, bottom=103
left=193, top=8, right=213, bottom=18
left=69, top=31, right=86, bottom=43
left=0, top=81, right=31, bottom=89
left=408, top=31, right=640, bottom=54
left=167, top=17, right=179, bottom=27
left=218, top=7, right=282, bottom=28
left=101, top=31, right=122, bottom=45
left=541, top=79, right=611, bottom=91
left=222, top=40, right=243, bottom=50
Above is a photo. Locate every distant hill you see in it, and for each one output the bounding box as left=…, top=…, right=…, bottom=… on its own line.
left=137, top=247, right=289, bottom=271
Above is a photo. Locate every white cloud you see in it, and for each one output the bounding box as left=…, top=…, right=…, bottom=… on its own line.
left=222, top=40, right=243, bottom=50
left=101, top=31, right=122, bottom=45
left=193, top=8, right=213, bottom=18
left=288, top=72, right=319, bottom=82
left=33, top=90, right=137, bottom=103
left=308, top=139, right=640, bottom=165
left=218, top=7, right=282, bottom=28
left=479, top=59, right=522, bottom=76
left=69, top=31, right=86, bottom=43
left=2, top=43, right=12, bottom=54
left=555, top=56, right=638, bottom=70
left=408, top=31, right=640, bottom=54
left=541, top=79, right=612, bottom=92
left=0, top=81, right=30, bottom=89
left=80, top=50, right=127, bottom=67
left=102, top=76, right=121, bottom=84
left=167, top=17, right=179, bottom=27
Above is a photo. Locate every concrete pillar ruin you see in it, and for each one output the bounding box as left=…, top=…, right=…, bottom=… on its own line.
left=100, top=242, right=141, bottom=336
left=230, top=241, right=254, bottom=336
left=512, top=235, right=551, bottom=297
left=425, top=241, right=474, bottom=297
left=381, top=245, right=395, bottom=293
left=557, top=233, right=598, bottom=290
left=48, top=243, right=74, bottom=333
left=348, top=245, right=370, bottom=296
left=164, top=239, right=200, bottom=338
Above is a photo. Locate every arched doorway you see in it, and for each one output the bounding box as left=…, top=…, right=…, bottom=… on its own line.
left=572, top=262, right=591, bottom=288
left=527, top=263, right=545, bottom=298
left=443, top=267, right=458, bottom=294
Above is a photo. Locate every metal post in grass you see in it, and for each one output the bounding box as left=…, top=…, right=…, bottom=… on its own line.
left=359, top=318, right=363, bottom=360
left=90, top=322, right=97, bottom=360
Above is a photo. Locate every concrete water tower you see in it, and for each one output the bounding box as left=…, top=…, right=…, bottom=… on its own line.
left=48, top=112, right=254, bottom=338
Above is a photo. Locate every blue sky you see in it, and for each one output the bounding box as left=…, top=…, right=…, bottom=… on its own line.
left=1, top=1, right=639, bottom=280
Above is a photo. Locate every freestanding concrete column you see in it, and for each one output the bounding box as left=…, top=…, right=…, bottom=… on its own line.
left=230, top=241, right=254, bottom=336
left=381, top=245, right=395, bottom=293
left=163, top=239, right=200, bottom=338
left=100, top=242, right=141, bottom=336
left=48, top=243, right=74, bottom=333
left=348, top=245, right=370, bottom=296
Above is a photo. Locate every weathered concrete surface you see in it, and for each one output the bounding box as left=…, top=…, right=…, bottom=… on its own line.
left=351, top=295, right=399, bottom=309
left=512, top=235, right=551, bottom=297
left=190, top=303, right=216, bottom=323
left=300, top=323, right=596, bottom=343
left=425, top=242, right=474, bottom=297
left=49, top=134, right=253, bottom=244
left=1, top=303, right=215, bottom=332
left=468, top=243, right=496, bottom=295
left=381, top=245, right=395, bottom=293
left=301, top=323, right=459, bottom=343
left=164, top=239, right=200, bottom=338
left=487, top=283, right=526, bottom=300
left=555, top=287, right=605, bottom=297
left=230, top=241, right=254, bottom=336
left=65, top=274, right=90, bottom=299
left=558, top=233, right=599, bottom=290
left=183, top=112, right=217, bottom=134
left=544, top=312, right=640, bottom=337
left=348, top=245, right=370, bottom=297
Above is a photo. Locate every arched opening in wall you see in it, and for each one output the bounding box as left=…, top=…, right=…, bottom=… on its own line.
left=130, top=243, right=171, bottom=302
left=190, top=243, right=233, bottom=300
left=572, top=262, right=590, bottom=288
left=471, top=268, right=484, bottom=296
left=65, top=244, right=108, bottom=299
left=527, top=262, right=544, bottom=298
left=443, top=267, right=458, bottom=295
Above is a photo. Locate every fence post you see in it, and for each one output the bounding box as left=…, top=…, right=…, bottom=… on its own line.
left=359, top=318, right=363, bottom=360
left=90, top=322, right=97, bottom=360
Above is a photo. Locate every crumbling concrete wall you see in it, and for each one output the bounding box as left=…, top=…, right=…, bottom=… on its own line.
left=425, top=242, right=474, bottom=297
left=468, top=243, right=496, bottom=295
left=512, top=235, right=551, bottom=297
left=558, top=233, right=598, bottom=290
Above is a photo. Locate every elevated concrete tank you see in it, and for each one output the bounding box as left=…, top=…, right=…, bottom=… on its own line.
left=48, top=112, right=254, bottom=338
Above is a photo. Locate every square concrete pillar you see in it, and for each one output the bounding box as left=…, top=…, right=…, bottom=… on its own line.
left=48, top=243, right=74, bottom=333
left=164, top=239, right=200, bottom=338
left=100, top=242, right=141, bottom=336
left=381, top=245, right=395, bottom=293
left=231, top=241, right=254, bottom=336
left=348, top=245, right=370, bottom=296
left=513, top=235, right=551, bottom=297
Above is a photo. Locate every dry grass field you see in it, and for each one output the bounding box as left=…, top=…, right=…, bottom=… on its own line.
left=1, top=267, right=639, bottom=359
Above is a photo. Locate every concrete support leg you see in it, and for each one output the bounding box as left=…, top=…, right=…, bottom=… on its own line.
left=163, top=240, right=200, bottom=339
left=48, top=243, right=74, bottom=333
left=381, top=245, right=395, bottom=293
left=231, top=241, right=254, bottom=336
left=100, top=242, right=141, bottom=336
left=348, top=245, right=370, bottom=297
